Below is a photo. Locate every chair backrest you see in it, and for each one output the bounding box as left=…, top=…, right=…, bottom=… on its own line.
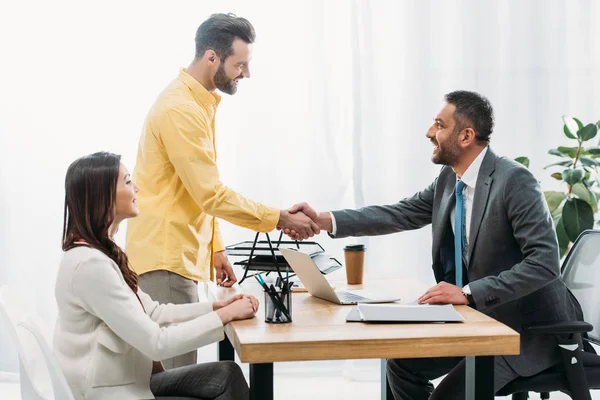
left=561, top=230, right=600, bottom=344
left=0, top=286, right=75, bottom=400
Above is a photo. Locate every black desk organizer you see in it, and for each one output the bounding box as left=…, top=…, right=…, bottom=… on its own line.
left=226, top=231, right=341, bottom=284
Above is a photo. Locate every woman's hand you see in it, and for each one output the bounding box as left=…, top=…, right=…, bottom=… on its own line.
left=213, top=293, right=242, bottom=311
left=213, top=293, right=258, bottom=312
left=216, top=296, right=258, bottom=325
left=214, top=294, right=259, bottom=324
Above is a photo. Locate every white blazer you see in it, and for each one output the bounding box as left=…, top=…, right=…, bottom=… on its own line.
left=53, top=246, right=224, bottom=400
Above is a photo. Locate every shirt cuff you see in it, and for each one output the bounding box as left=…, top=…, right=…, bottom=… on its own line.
left=258, top=206, right=280, bottom=232
left=462, top=284, right=471, bottom=295
left=329, top=211, right=337, bottom=236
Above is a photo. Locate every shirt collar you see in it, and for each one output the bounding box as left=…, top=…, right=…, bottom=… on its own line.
left=458, top=146, right=488, bottom=189
left=178, top=68, right=221, bottom=106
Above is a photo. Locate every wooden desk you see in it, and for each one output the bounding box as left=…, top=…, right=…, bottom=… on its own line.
left=215, top=279, right=520, bottom=400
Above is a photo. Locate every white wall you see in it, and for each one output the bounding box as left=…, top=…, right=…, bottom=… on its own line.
left=1, top=0, right=599, bottom=372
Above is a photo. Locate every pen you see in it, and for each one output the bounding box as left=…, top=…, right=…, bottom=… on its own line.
left=256, top=275, right=290, bottom=321
left=269, top=284, right=292, bottom=321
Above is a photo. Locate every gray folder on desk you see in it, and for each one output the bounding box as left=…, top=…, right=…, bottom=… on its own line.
left=346, top=303, right=465, bottom=323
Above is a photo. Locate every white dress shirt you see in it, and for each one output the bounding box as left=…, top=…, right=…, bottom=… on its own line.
left=447, top=146, right=489, bottom=295
left=450, top=146, right=488, bottom=265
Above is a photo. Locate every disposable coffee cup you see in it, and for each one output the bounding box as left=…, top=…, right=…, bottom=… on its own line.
left=344, top=244, right=365, bottom=285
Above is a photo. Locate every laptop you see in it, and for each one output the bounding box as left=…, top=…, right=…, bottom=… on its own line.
left=280, top=248, right=401, bottom=305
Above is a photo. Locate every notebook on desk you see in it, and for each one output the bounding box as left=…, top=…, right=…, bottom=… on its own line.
left=346, top=303, right=465, bottom=323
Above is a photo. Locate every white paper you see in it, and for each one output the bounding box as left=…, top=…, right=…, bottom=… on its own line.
left=354, top=303, right=465, bottom=322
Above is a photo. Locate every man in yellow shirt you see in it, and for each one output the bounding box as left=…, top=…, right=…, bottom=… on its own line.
left=126, top=13, right=318, bottom=369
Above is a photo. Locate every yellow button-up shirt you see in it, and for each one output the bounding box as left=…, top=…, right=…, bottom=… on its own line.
left=126, top=69, right=280, bottom=282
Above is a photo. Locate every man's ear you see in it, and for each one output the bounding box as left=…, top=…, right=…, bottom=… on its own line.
left=461, top=127, right=477, bottom=146
left=203, top=49, right=219, bottom=65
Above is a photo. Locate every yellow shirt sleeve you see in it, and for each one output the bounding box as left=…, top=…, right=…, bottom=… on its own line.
left=159, top=104, right=280, bottom=232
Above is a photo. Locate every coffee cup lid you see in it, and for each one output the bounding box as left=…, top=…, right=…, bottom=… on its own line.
left=344, top=244, right=365, bottom=251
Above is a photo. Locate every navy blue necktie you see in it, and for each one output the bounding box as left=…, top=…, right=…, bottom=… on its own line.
left=454, top=180, right=467, bottom=287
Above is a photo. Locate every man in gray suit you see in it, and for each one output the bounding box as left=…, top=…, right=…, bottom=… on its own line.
left=285, top=90, right=582, bottom=399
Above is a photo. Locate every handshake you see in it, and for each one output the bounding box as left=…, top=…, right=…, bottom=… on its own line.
left=277, top=202, right=333, bottom=240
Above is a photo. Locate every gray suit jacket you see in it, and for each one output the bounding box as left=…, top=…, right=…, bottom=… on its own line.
left=332, top=148, right=582, bottom=376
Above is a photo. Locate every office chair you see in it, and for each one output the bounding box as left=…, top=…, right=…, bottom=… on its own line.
left=0, top=286, right=76, bottom=400
left=496, top=229, right=600, bottom=400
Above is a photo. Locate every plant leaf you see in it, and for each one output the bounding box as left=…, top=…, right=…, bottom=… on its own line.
left=571, top=182, right=598, bottom=212
left=556, top=217, right=569, bottom=257
left=544, top=160, right=572, bottom=169
left=514, top=156, right=530, bottom=168
left=563, top=124, right=576, bottom=139
left=545, top=191, right=566, bottom=214
left=573, top=117, right=585, bottom=131
left=562, top=116, right=578, bottom=139
left=548, top=148, right=567, bottom=157
left=579, top=156, right=600, bottom=167
left=586, top=148, right=600, bottom=155
left=552, top=203, right=564, bottom=220
left=562, top=169, right=584, bottom=185
left=578, top=123, right=598, bottom=142
left=557, top=146, right=579, bottom=158
left=550, top=172, right=563, bottom=180
left=562, top=198, right=594, bottom=242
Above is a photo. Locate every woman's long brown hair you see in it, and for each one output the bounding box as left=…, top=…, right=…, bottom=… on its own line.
left=62, top=152, right=138, bottom=293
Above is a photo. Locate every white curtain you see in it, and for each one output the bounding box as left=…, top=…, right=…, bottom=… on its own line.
left=1, top=0, right=599, bottom=376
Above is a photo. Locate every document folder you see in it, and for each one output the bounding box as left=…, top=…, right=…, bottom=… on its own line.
left=346, top=303, right=465, bottom=323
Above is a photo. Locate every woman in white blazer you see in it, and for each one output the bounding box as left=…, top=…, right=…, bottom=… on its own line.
left=54, top=152, right=257, bottom=400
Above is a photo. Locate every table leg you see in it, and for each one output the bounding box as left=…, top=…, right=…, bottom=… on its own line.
left=380, top=359, right=393, bottom=400
left=218, top=335, right=234, bottom=361
left=465, top=356, right=494, bottom=400
left=250, top=363, right=273, bottom=400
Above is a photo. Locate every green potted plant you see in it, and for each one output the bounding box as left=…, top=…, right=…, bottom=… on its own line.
left=516, top=117, right=600, bottom=257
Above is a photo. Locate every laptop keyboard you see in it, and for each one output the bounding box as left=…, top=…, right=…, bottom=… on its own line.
left=337, top=291, right=369, bottom=303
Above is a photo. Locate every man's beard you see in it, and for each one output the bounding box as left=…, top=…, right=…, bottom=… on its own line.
left=214, top=64, right=240, bottom=95
left=432, top=130, right=461, bottom=166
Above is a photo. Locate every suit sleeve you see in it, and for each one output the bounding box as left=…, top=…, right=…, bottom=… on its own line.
left=330, top=179, right=436, bottom=238
left=469, top=166, right=560, bottom=312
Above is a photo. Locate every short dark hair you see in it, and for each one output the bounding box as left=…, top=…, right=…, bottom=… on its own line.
left=194, top=13, right=256, bottom=60
left=444, top=90, right=494, bottom=144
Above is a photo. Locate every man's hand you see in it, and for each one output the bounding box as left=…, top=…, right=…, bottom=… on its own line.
left=214, top=250, right=237, bottom=287
left=288, top=202, right=318, bottom=221
left=277, top=209, right=320, bottom=240
left=281, top=202, right=333, bottom=240
left=417, top=282, right=469, bottom=305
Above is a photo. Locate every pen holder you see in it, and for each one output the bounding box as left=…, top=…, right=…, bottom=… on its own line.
left=264, top=287, right=292, bottom=324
